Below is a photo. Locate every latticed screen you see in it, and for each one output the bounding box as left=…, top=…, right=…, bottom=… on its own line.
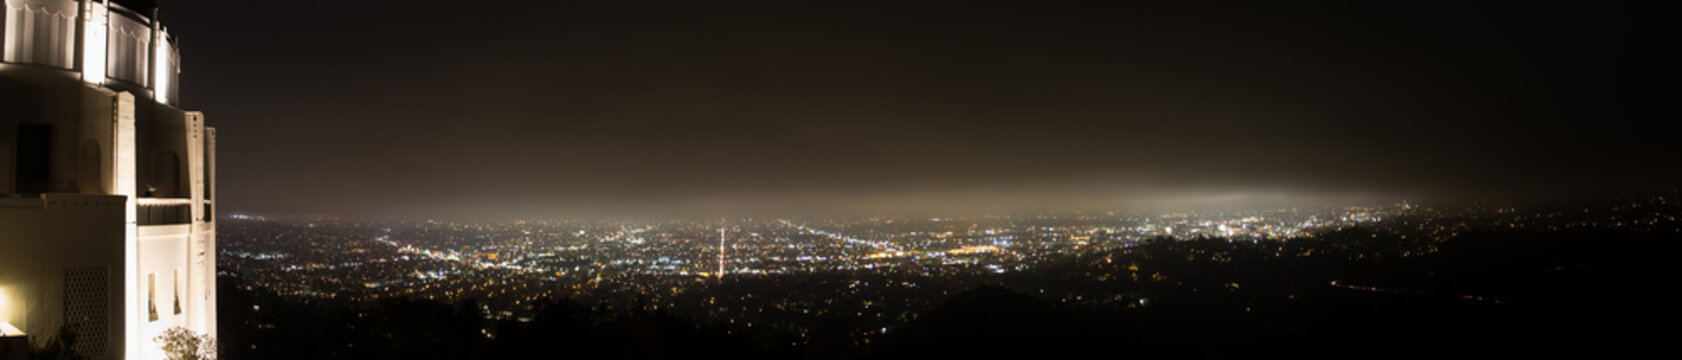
left=63, top=266, right=111, bottom=359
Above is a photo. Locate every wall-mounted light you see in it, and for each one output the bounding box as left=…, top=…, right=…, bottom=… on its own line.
left=82, top=0, right=110, bottom=85
left=0, top=286, right=17, bottom=336
left=153, top=31, right=170, bottom=104
left=0, top=322, right=21, bottom=337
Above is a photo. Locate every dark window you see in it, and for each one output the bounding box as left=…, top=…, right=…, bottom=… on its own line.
left=17, top=123, right=53, bottom=194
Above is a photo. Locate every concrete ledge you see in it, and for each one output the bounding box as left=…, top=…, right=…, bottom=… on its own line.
left=0, top=334, right=28, bottom=360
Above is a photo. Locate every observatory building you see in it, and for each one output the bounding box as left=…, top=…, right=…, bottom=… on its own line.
left=0, top=1, right=215, bottom=360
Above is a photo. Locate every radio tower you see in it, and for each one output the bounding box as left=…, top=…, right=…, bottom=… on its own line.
left=718, top=220, right=727, bottom=279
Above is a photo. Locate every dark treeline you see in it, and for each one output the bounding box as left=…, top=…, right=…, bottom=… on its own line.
left=870, top=228, right=1679, bottom=358
left=217, top=283, right=781, bottom=359
left=218, top=226, right=1678, bottom=359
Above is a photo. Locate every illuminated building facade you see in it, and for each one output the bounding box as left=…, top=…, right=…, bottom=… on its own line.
left=0, top=1, right=214, bottom=359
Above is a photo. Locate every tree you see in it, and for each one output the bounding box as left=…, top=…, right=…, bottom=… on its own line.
left=156, top=327, right=215, bottom=360
left=26, top=326, right=83, bottom=360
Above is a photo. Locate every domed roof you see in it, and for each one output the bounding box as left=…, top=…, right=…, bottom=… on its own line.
left=111, top=0, right=157, bottom=13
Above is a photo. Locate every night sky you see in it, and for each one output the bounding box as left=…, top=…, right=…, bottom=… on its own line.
left=158, top=0, right=1678, bottom=217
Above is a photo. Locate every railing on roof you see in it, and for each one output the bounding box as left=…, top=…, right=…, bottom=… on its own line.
left=1, top=0, right=179, bottom=105
left=137, top=197, right=189, bottom=225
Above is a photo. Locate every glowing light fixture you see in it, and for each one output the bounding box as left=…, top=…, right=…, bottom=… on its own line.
left=0, top=286, right=16, bottom=336
left=153, top=30, right=170, bottom=103
left=0, top=322, right=22, bottom=337
left=82, top=0, right=110, bottom=84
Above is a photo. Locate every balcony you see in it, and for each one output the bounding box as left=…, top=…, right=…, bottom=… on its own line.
left=137, top=198, right=190, bottom=225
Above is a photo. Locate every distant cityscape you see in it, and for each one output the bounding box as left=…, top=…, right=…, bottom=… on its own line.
left=215, top=193, right=1681, bottom=347
left=1, top=0, right=1672, bottom=358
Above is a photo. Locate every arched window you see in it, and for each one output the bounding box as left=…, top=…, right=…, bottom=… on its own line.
left=152, top=150, right=180, bottom=197
left=80, top=140, right=104, bottom=194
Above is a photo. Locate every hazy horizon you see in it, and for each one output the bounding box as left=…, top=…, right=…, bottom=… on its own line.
left=157, top=0, right=1677, bottom=217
